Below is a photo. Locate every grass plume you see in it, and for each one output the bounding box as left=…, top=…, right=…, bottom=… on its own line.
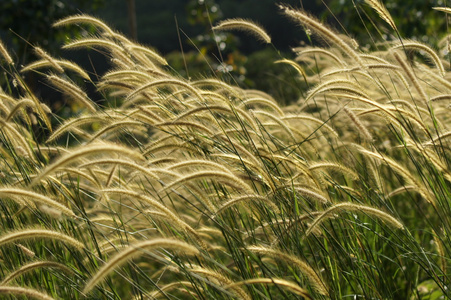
left=364, top=0, right=398, bottom=32
left=0, top=228, right=84, bottom=249
left=0, top=4, right=449, bottom=299
left=280, top=4, right=363, bottom=66
left=1, top=261, right=73, bottom=285
left=305, top=202, right=404, bottom=237
left=0, top=188, right=74, bottom=217
left=247, top=245, right=328, bottom=295
left=0, top=287, right=55, bottom=300
left=213, top=18, right=271, bottom=43
left=83, top=239, right=199, bottom=294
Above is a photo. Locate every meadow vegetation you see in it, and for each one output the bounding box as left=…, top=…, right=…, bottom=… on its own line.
left=0, top=2, right=450, bottom=299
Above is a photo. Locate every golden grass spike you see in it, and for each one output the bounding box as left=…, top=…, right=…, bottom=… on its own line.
left=240, top=98, right=284, bottom=116
left=0, top=39, right=13, bottom=65
left=156, top=121, right=215, bottom=136
left=127, top=78, right=205, bottom=103
left=16, top=244, right=35, bottom=258
left=0, top=94, right=13, bottom=114
left=34, top=47, right=64, bottom=73
left=387, top=185, right=416, bottom=198
left=391, top=41, right=445, bottom=77
left=226, top=278, right=312, bottom=299
left=424, top=130, right=451, bottom=145
left=213, top=194, right=280, bottom=216
left=102, top=30, right=132, bottom=44
left=102, top=69, right=152, bottom=82
left=0, top=120, right=34, bottom=157
left=211, top=153, right=272, bottom=186
left=193, top=78, right=243, bottom=97
left=244, top=89, right=277, bottom=102
left=282, top=114, right=338, bottom=137
left=53, top=14, right=115, bottom=35
left=15, top=75, right=53, bottom=130
left=30, top=143, right=144, bottom=186
left=40, top=103, right=52, bottom=114
left=315, top=85, right=369, bottom=99
left=63, top=38, right=124, bottom=52
left=364, top=0, right=398, bottom=32
left=172, top=105, right=229, bottom=121
left=67, top=167, right=102, bottom=188
left=88, top=120, right=147, bottom=143
left=0, top=286, right=55, bottom=300
left=126, top=44, right=168, bottom=66
left=309, top=161, right=359, bottom=180
left=429, top=94, right=451, bottom=102
left=384, top=99, right=426, bottom=114
left=342, top=106, right=373, bottom=142
left=305, top=202, right=404, bottom=237
left=144, top=134, right=179, bottom=150
left=83, top=239, right=199, bottom=294
left=252, top=110, right=296, bottom=141
left=190, top=267, right=251, bottom=300
left=159, top=170, right=254, bottom=194
left=110, top=51, right=135, bottom=68
left=167, top=159, right=234, bottom=175
left=392, top=51, right=428, bottom=103
left=417, top=63, right=451, bottom=91
left=102, top=188, right=205, bottom=233
left=230, top=106, right=259, bottom=130
left=294, top=47, right=346, bottom=67
left=80, top=158, right=160, bottom=181
left=293, top=186, right=329, bottom=204
left=358, top=108, right=430, bottom=135
left=216, top=135, right=262, bottom=166
left=142, top=142, right=200, bottom=156
left=130, top=52, right=157, bottom=69
left=47, top=75, right=97, bottom=112
left=433, top=7, right=451, bottom=14
left=359, top=63, right=402, bottom=71
left=5, top=98, right=35, bottom=122
left=171, top=104, right=258, bottom=130
left=358, top=148, right=433, bottom=203
left=433, top=234, right=447, bottom=274
left=330, top=93, right=409, bottom=127
left=1, top=261, right=73, bottom=285
left=47, top=115, right=109, bottom=143
left=213, top=18, right=271, bottom=43
left=149, top=281, right=195, bottom=298
left=275, top=59, right=307, bottom=81
left=135, top=105, right=165, bottom=123
left=0, top=228, right=84, bottom=249
left=247, top=246, right=328, bottom=295
left=21, top=59, right=91, bottom=81
left=0, top=188, right=74, bottom=217
left=306, top=79, right=366, bottom=101
left=280, top=5, right=363, bottom=66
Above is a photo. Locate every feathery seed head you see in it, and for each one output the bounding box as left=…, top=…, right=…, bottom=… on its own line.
left=213, top=18, right=271, bottom=44
left=0, top=228, right=84, bottom=250
left=280, top=5, right=363, bottom=66
left=364, top=0, right=398, bottom=32
left=0, top=40, right=13, bottom=65
left=83, top=239, right=199, bottom=294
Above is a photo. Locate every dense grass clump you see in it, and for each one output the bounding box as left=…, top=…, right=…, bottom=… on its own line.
left=0, top=3, right=450, bottom=299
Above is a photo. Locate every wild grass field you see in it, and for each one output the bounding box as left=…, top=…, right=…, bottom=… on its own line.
left=0, top=2, right=450, bottom=299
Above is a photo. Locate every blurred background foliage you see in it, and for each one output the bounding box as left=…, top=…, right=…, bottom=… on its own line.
left=324, top=0, right=449, bottom=47
left=0, top=0, right=450, bottom=107
left=0, top=0, right=104, bottom=60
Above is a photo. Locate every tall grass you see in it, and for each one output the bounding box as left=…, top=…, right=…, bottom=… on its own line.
left=0, top=3, right=450, bottom=299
